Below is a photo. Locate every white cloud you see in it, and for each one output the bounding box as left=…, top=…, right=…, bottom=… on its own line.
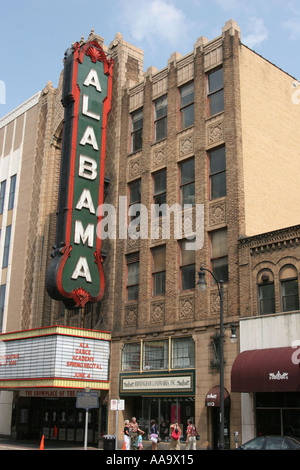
left=283, top=18, right=300, bottom=40
left=243, top=17, right=269, bottom=48
left=119, top=0, right=188, bottom=49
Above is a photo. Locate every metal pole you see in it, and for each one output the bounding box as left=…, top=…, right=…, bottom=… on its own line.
left=116, top=408, right=118, bottom=450
left=219, top=281, right=224, bottom=450
left=84, top=409, right=88, bottom=450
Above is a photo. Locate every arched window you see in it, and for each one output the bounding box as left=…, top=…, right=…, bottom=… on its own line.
left=280, top=265, right=299, bottom=312
left=258, top=270, right=275, bottom=315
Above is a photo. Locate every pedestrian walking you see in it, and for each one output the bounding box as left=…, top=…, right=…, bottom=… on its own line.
left=123, top=420, right=131, bottom=450
left=150, top=419, right=159, bottom=450
left=186, top=419, right=198, bottom=450
left=169, top=421, right=181, bottom=450
left=129, top=417, right=144, bottom=450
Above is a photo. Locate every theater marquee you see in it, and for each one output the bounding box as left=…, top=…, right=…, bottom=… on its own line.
left=0, top=326, right=111, bottom=390
left=46, top=40, right=113, bottom=309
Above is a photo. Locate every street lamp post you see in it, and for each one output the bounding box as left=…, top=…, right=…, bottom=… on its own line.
left=197, top=265, right=225, bottom=449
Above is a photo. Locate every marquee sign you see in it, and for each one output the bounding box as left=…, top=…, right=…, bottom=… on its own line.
left=0, top=326, right=111, bottom=390
left=46, top=40, right=113, bottom=309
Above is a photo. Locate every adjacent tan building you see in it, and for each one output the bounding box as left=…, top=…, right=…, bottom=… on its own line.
left=0, top=20, right=299, bottom=448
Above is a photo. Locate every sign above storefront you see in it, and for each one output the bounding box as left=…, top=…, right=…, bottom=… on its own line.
left=46, top=40, right=113, bottom=309
left=0, top=326, right=111, bottom=390
left=120, top=371, right=195, bottom=396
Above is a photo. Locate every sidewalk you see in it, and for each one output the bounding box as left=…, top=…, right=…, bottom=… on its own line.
left=0, top=437, right=188, bottom=451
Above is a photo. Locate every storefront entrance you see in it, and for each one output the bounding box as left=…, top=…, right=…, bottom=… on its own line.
left=12, top=396, right=107, bottom=445
left=128, top=396, right=195, bottom=440
left=256, top=392, right=300, bottom=439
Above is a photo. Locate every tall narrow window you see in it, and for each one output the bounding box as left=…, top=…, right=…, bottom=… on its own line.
left=153, top=169, right=166, bottom=217
left=0, top=284, right=6, bottom=331
left=210, top=228, right=228, bottom=283
left=180, top=239, right=195, bottom=290
left=128, top=179, right=141, bottom=226
left=131, top=108, right=143, bottom=152
left=154, top=95, right=167, bottom=141
left=209, top=146, right=226, bottom=199
left=0, top=180, right=6, bottom=215
left=180, top=82, right=194, bottom=129
left=2, top=225, right=11, bottom=268
left=152, top=245, right=166, bottom=296
left=258, top=271, right=275, bottom=315
left=180, top=158, right=195, bottom=206
left=208, top=68, right=224, bottom=116
left=126, top=253, right=139, bottom=301
left=280, top=265, right=299, bottom=312
left=8, top=175, right=17, bottom=210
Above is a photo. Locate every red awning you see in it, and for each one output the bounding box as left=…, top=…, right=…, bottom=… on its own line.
left=231, top=347, right=300, bottom=393
left=205, top=386, right=230, bottom=407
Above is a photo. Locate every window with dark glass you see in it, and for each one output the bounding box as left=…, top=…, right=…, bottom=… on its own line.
left=126, top=252, right=139, bottom=301
left=131, top=109, right=143, bottom=152
left=0, top=284, right=6, bottom=331
left=0, top=180, right=6, bottom=215
left=152, top=245, right=166, bottom=296
left=2, top=225, right=11, bottom=268
left=209, top=146, right=226, bottom=199
left=172, top=337, right=195, bottom=369
left=280, top=266, right=299, bottom=312
left=180, top=158, right=195, bottom=206
left=210, top=228, right=228, bottom=283
left=121, top=343, right=140, bottom=371
left=180, top=82, right=194, bottom=129
left=154, top=95, right=167, bottom=141
left=8, top=175, right=17, bottom=210
left=128, top=179, right=141, bottom=225
left=180, top=239, right=195, bottom=290
left=143, top=340, right=169, bottom=370
left=153, top=169, right=166, bottom=217
left=258, top=271, right=275, bottom=315
left=208, top=68, right=224, bottom=115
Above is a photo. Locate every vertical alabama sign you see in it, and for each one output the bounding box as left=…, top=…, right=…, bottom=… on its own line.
left=46, top=41, right=113, bottom=309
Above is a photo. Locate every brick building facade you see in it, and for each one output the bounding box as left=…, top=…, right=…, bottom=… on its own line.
left=0, top=20, right=299, bottom=448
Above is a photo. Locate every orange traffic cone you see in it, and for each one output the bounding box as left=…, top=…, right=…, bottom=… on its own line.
left=122, top=441, right=126, bottom=450
left=39, top=435, right=45, bottom=450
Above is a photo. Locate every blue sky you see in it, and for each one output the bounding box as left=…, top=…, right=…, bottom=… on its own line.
left=1, top=0, right=300, bottom=118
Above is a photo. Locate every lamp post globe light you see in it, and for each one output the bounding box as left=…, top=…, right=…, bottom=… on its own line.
left=197, top=265, right=228, bottom=450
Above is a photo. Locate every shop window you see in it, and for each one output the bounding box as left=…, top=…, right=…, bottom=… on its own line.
left=172, top=337, right=195, bottom=369
left=209, top=146, right=226, bottom=199
left=126, top=253, right=139, bottom=301
left=128, top=179, right=141, bottom=225
left=152, top=245, right=166, bottom=296
left=180, top=158, right=195, bottom=207
left=0, top=180, right=6, bottom=214
left=143, top=340, right=169, bottom=370
left=131, top=108, right=143, bottom=153
left=2, top=225, right=11, bottom=268
left=280, top=265, right=299, bottom=312
left=258, top=270, right=275, bottom=315
left=153, top=169, right=166, bottom=217
left=8, top=174, right=17, bottom=210
left=180, top=239, right=195, bottom=290
left=154, top=95, right=167, bottom=141
left=180, top=82, right=194, bottom=129
left=210, top=228, right=228, bottom=283
left=207, top=67, right=224, bottom=116
left=122, top=343, right=141, bottom=371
